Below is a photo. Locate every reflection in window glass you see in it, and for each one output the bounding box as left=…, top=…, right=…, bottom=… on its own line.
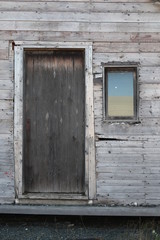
left=108, top=72, right=134, bottom=117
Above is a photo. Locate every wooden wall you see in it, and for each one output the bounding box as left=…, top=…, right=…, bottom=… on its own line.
left=0, top=0, right=160, bottom=206
left=0, top=40, right=14, bottom=203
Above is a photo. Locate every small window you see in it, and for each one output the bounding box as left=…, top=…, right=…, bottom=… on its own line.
left=104, top=66, right=138, bottom=121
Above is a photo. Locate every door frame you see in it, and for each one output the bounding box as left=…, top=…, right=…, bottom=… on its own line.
left=14, top=41, right=96, bottom=204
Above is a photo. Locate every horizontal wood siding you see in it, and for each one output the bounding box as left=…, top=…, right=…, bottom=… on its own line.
left=0, top=39, right=14, bottom=203
left=0, top=0, right=160, bottom=206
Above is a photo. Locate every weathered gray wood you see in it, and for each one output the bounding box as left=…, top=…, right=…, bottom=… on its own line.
left=97, top=166, right=144, bottom=174
left=1, top=31, right=160, bottom=43
left=139, top=67, right=160, bottom=83
left=1, top=0, right=160, bottom=209
left=0, top=60, right=10, bottom=70
left=2, top=204, right=160, bottom=216
left=97, top=172, right=146, bottom=181
left=1, top=21, right=160, bottom=33
left=97, top=192, right=145, bottom=200
left=0, top=69, right=11, bottom=80
left=140, top=100, right=160, bottom=117
left=0, top=110, right=13, bottom=120
left=97, top=193, right=146, bottom=205
left=92, top=2, right=160, bottom=13
left=92, top=0, right=153, bottom=2
left=97, top=171, right=160, bottom=178
left=98, top=184, right=160, bottom=193
left=0, top=2, right=91, bottom=12
left=85, top=45, right=96, bottom=199
left=96, top=140, right=143, bottom=148
left=0, top=119, right=13, bottom=134
left=97, top=186, right=160, bottom=195
left=140, top=84, right=160, bottom=100
left=95, top=114, right=160, bottom=129
left=0, top=80, right=13, bottom=90
left=97, top=156, right=160, bottom=167
left=1, top=2, right=160, bottom=13
left=145, top=193, right=160, bottom=200
left=0, top=131, right=14, bottom=203
left=0, top=0, right=89, bottom=2
left=24, top=50, right=85, bottom=194
left=0, top=100, right=13, bottom=110
left=94, top=42, right=160, bottom=53
left=0, top=133, right=12, bottom=141
left=17, top=192, right=88, bottom=200
left=14, top=46, right=24, bottom=197
left=93, top=53, right=160, bottom=67
left=0, top=0, right=151, bottom=1
left=97, top=161, right=145, bottom=168
left=97, top=179, right=144, bottom=186
left=1, top=12, right=160, bottom=23
left=0, top=41, right=8, bottom=60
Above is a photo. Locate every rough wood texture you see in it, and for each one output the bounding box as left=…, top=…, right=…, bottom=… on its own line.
left=24, top=50, right=85, bottom=194
left=14, top=43, right=94, bottom=203
left=1, top=2, right=160, bottom=13
left=2, top=204, right=160, bottom=216
left=0, top=41, right=8, bottom=60
left=0, top=44, right=14, bottom=203
left=0, top=0, right=160, bottom=208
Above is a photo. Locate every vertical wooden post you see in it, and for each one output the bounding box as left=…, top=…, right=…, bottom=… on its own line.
left=85, top=45, right=96, bottom=200
left=14, top=46, right=24, bottom=198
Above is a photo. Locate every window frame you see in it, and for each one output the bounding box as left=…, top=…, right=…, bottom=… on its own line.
left=103, top=64, right=138, bottom=122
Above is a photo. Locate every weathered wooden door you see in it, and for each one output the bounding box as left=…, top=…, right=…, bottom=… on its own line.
left=23, top=50, right=85, bottom=194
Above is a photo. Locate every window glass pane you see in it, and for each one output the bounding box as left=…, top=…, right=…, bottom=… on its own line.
left=108, top=71, right=134, bottom=117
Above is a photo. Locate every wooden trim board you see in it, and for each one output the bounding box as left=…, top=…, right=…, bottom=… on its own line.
left=0, top=205, right=160, bottom=217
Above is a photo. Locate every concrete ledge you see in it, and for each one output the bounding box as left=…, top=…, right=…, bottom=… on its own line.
left=0, top=205, right=160, bottom=216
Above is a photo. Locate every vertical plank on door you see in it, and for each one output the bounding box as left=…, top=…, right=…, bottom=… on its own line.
left=24, top=50, right=85, bottom=194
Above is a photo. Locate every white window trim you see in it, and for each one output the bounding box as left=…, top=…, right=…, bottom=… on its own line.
left=14, top=42, right=96, bottom=203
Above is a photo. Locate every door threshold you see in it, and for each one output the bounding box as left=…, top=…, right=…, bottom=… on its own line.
left=15, top=198, right=89, bottom=206
left=18, top=193, right=88, bottom=200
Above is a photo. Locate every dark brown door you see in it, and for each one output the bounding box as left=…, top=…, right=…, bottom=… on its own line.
left=23, top=50, right=85, bottom=194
